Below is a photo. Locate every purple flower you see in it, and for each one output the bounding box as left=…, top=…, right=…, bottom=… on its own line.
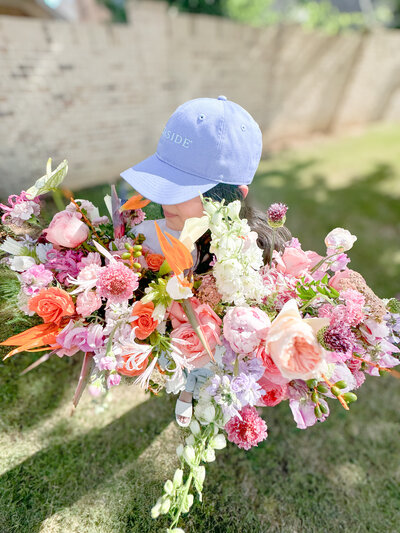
left=329, top=253, right=350, bottom=272
left=55, top=321, right=104, bottom=357
left=267, top=203, right=288, bottom=227
left=45, top=249, right=85, bottom=285
left=289, top=397, right=329, bottom=429
left=207, top=374, right=242, bottom=418
left=231, top=372, right=264, bottom=406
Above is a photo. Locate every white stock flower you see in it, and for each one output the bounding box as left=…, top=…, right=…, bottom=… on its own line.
left=324, top=228, right=357, bottom=253
left=0, top=237, right=26, bottom=255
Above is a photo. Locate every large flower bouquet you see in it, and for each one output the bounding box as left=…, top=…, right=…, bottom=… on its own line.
left=1, top=160, right=399, bottom=533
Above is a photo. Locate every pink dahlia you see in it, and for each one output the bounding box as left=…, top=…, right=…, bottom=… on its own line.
left=224, top=406, right=268, bottom=450
left=96, top=261, right=139, bottom=303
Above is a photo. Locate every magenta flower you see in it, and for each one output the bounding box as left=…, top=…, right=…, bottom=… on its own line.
left=96, top=261, right=139, bottom=303
left=267, top=203, right=288, bottom=227
left=55, top=321, right=104, bottom=357
left=224, top=406, right=268, bottom=450
left=0, top=191, right=40, bottom=226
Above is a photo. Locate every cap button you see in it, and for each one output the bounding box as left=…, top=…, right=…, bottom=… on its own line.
left=217, top=95, right=227, bottom=101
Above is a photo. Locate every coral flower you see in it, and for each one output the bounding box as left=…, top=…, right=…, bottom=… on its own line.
left=118, top=353, right=149, bottom=377
left=28, top=287, right=75, bottom=325
left=96, top=261, right=139, bottom=303
left=131, top=301, right=158, bottom=340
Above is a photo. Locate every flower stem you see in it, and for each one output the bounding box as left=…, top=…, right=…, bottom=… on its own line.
left=321, top=373, right=349, bottom=410
left=269, top=229, right=276, bottom=268
left=310, top=252, right=341, bottom=274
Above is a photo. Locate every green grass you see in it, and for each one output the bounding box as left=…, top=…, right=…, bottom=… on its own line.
left=0, top=123, right=400, bottom=532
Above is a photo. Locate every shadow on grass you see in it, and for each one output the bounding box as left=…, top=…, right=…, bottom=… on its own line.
left=252, top=160, right=400, bottom=297
left=0, top=394, right=174, bottom=533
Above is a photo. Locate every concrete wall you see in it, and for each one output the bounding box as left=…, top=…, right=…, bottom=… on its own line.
left=1, top=0, right=400, bottom=196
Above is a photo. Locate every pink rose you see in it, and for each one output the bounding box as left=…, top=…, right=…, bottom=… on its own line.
left=170, top=297, right=222, bottom=368
left=45, top=211, right=89, bottom=248
left=223, top=306, right=270, bottom=355
left=257, top=375, right=289, bottom=406
left=328, top=269, right=354, bottom=291
left=276, top=247, right=311, bottom=277
left=76, top=290, right=102, bottom=317
left=265, top=299, right=329, bottom=380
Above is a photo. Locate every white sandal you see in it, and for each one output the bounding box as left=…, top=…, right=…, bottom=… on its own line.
left=175, top=398, right=193, bottom=427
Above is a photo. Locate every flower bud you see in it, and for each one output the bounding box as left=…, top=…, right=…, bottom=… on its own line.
left=121, top=252, right=131, bottom=260
left=335, top=380, right=347, bottom=389
left=331, top=386, right=341, bottom=397
left=210, top=434, right=226, bottom=450
left=124, top=242, right=132, bottom=251
left=343, top=392, right=357, bottom=403
left=311, top=391, right=319, bottom=404
left=133, top=244, right=142, bottom=251
left=314, top=405, right=322, bottom=418
left=133, top=262, right=141, bottom=269
left=133, top=250, right=142, bottom=257
left=186, top=434, right=195, bottom=446
left=160, top=497, right=171, bottom=514
left=203, top=447, right=216, bottom=463
left=306, top=378, right=318, bottom=389
left=173, top=468, right=183, bottom=488
left=151, top=500, right=162, bottom=518
left=176, top=444, right=184, bottom=457
left=190, top=420, right=201, bottom=435
left=317, top=384, right=329, bottom=393
left=195, top=465, right=206, bottom=485
left=319, top=402, right=329, bottom=415
left=183, top=445, right=196, bottom=465
left=164, top=479, right=174, bottom=495
left=186, top=494, right=194, bottom=509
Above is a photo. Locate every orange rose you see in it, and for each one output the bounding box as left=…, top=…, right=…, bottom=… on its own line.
left=146, top=253, right=165, bottom=271
left=118, top=353, right=149, bottom=377
left=28, top=287, right=75, bottom=325
left=131, top=301, right=158, bottom=340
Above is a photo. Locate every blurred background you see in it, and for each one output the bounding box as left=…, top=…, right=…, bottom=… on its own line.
left=0, top=2, right=399, bottom=532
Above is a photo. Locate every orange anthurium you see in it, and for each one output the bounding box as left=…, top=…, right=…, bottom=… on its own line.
left=0, top=322, right=60, bottom=360
left=154, top=221, right=193, bottom=277
left=120, top=193, right=151, bottom=212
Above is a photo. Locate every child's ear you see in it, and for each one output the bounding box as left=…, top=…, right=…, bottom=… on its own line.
left=238, top=185, right=248, bottom=199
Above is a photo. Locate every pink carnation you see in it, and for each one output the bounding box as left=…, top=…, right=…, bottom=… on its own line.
left=223, top=306, right=270, bottom=355
left=96, top=261, right=139, bottom=303
left=21, top=264, right=53, bottom=295
left=225, top=406, right=268, bottom=450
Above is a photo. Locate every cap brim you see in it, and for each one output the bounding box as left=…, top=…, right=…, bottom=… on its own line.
left=120, top=153, right=217, bottom=205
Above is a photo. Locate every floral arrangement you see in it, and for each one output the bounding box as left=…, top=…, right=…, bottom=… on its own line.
left=1, top=160, right=399, bottom=533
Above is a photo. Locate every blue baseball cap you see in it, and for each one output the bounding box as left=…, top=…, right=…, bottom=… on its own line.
left=120, top=95, right=263, bottom=205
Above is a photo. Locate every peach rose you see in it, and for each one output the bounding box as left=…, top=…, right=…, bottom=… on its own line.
left=45, top=211, right=89, bottom=248
left=131, top=301, right=158, bottom=340
left=265, top=299, right=329, bottom=380
left=276, top=247, right=311, bottom=277
left=146, top=253, right=165, bottom=271
left=28, top=287, right=75, bottom=325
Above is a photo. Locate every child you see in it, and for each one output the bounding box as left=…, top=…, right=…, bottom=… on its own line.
left=120, top=95, right=291, bottom=426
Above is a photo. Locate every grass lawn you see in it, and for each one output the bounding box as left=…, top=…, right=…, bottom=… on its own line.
left=0, top=122, right=399, bottom=533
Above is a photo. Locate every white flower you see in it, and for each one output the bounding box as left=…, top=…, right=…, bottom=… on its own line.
left=9, top=256, right=36, bottom=272
left=165, top=370, right=187, bottom=395
left=152, top=303, right=167, bottom=322
left=179, top=215, right=209, bottom=252
left=325, top=228, right=357, bottom=253
left=210, top=433, right=226, bottom=450
left=36, top=243, right=53, bottom=263
left=166, top=274, right=193, bottom=300
left=0, top=237, right=26, bottom=255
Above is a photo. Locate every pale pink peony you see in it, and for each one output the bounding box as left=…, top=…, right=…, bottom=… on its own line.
left=225, top=406, right=268, bottom=450
left=45, top=211, right=89, bottom=248
left=223, top=306, right=270, bottom=355
left=265, top=299, right=329, bottom=380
